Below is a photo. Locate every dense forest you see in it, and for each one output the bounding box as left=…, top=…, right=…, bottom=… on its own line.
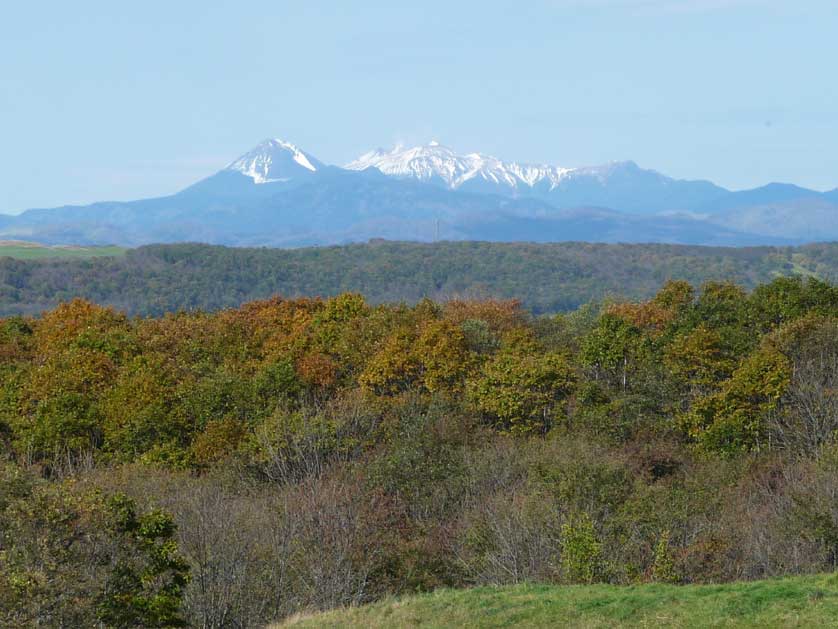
left=3, top=275, right=838, bottom=626
left=3, top=240, right=838, bottom=316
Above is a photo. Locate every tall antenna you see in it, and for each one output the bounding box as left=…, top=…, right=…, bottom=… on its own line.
left=435, top=218, right=440, bottom=242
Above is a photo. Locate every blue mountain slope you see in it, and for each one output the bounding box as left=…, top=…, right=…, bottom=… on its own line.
left=707, top=197, right=838, bottom=242
left=697, top=183, right=823, bottom=214
left=536, top=161, right=727, bottom=214
left=458, top=207, right=794, bottom=247
left=1, top=139, right=835, bottom=247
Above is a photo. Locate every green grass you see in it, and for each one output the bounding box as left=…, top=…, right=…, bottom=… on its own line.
left=0, top=241, right=126, bottom=260
left=276, top=574, right=838, bottom=628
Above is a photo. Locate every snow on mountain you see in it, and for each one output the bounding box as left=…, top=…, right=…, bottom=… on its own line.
left=227, top=138, right=668, bottom=196
left=226, top=138, right=323, bottom=184
left=3, top=135, right=834, bottom=248
left=346, top=142, right=730, bottom=213
left=345, top=141, right=577, bottom=191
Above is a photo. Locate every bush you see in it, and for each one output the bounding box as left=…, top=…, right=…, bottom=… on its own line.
left=0, top=464, right=189, bottom=627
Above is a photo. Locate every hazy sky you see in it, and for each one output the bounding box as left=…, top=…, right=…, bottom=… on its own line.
left=1, top=0, right=836, bottom=212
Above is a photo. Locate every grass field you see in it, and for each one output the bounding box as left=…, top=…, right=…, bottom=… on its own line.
left=277, top=574, right=838, bottom=628
left=0, top=240, right=126, bottom=259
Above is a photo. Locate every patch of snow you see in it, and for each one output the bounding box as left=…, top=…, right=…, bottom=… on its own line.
left=345, top=141, right=578, bottom=191
left=226, top=138, right=319, bottom=184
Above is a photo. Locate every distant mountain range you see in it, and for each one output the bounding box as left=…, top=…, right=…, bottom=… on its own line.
left=346, top=142, right=729, bottom=215
left=1, top=138, right=836, bottom=247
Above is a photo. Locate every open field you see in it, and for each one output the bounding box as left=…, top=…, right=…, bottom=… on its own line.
left=278, top=575, right=838, bottom=629
left=0, top=240, right=125, bottom=260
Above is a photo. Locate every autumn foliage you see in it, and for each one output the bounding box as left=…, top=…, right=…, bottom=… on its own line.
left=3, top=276, right=838, bottom=626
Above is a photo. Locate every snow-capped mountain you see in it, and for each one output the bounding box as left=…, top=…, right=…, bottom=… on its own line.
left=227, top=138, right=323, bottom=184
left=177, top=138, right=326, bottom=200
left=2, top=136, right=836, bottom=248
left=345, top=140, right=575, bottom=192
left=345, top=141, right=727, bottom=213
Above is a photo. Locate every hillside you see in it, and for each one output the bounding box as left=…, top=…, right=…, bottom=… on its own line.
left=4, top=279, right=838, bottom=626
left=2, top=240, right=838, bottom=316
left=277, top=575, right=838, bottom=628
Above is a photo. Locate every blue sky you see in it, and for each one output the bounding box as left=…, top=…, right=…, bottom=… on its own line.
left=1, top=0, right=836, bottom=212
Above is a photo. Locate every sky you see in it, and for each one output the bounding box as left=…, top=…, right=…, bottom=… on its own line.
left=1, top=0, right=836, bottom=213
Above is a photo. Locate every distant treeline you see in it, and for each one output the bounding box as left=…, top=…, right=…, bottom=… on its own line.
left=2, top=240, right=838, bottom=316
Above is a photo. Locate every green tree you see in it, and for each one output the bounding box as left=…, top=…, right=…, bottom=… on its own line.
left=749, top=276, right=838, bottom=332
left=684, top=346, right=790, bottom=454
left=651, top=530, right=679, bottom=583
left=467, top=349, right=575, bottom=434
left=580, top=313, right=642, bottom=390
left=414, top=320, right=473, bottom=393
left=664, top=324, right=736, bottom=401
left=561, top=512, right=603, bottom=584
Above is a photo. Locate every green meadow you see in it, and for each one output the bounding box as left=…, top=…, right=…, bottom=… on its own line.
left=0, top=240, right=125, bottom=259
left=279, top=575, right=838, bottom=629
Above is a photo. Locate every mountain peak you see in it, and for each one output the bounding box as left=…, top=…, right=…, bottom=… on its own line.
left=226, top=138, right=322, bottom=184
left=572, top=160, right=644, bottom=179
left=345, top=142, right=574, bottom=190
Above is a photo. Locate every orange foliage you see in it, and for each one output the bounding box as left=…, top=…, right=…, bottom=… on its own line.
left=414, top=320, right=473, bottom=392
left=297, top=352, right=339, bottom=389
left=607, top=302, right=672, bottom=335
left=33, top=298, right=129, bottom=357
left=606, top=281, right=696, bottom=336
left=190, top=417, right=245, bottom=465
left=442, top=299, right=527, bottom=333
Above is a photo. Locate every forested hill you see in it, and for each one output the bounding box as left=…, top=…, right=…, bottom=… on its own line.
left=2, top=240, right=838, bottom=316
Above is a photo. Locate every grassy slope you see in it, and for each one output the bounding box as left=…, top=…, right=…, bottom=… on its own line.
left=0, top=241, right=125, bottom=260
left=278, top=574, right=838, bottom=628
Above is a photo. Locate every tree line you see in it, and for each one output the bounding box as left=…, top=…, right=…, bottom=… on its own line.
left=2, top=240, right=838, bottom=317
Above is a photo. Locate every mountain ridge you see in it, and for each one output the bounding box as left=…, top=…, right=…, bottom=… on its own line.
left=1, top=137, right=836, bottom=247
